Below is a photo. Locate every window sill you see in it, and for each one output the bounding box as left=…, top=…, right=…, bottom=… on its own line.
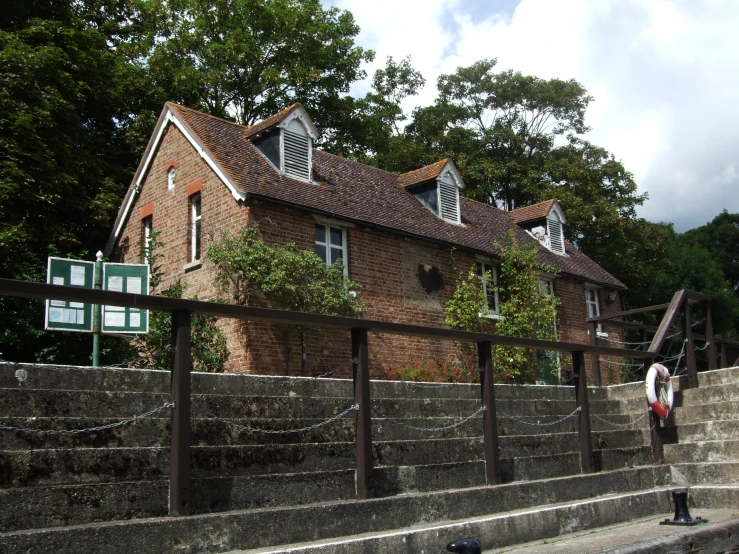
left=480, top=312, right=501, bottom=320
left=183, top=259, right=202, bottom=272
left=596, top=332, right=609, bottom=338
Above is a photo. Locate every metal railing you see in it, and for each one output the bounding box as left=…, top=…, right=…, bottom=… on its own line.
left=0, top=277, right=657, bottom=517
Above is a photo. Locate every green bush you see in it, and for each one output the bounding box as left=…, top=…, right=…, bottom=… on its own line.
left=384, top=357, right=480, bottom=383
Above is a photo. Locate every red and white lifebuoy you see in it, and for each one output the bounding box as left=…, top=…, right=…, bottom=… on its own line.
left=646, top=363, right=673, bottom=418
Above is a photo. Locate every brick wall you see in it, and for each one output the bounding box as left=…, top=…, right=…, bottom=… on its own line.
left=115, top=123, right=626, bottom=383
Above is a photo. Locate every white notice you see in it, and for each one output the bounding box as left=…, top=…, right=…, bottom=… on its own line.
left=50, top=277, right=65, bottom=306
left=127, top=276, right=142, bottom=295
left=69, top=302, right=84, bottom=309
left=107, top=275, right=123, bottom=293
left=49, top=309, right=64, bottom=322
left=75, top=310, right=85, bottom=325
left=105, top=311, right=125, bottom=327
left=130, top=312, right=141, bottom=327
left=70, top=265, right=86, bottom=286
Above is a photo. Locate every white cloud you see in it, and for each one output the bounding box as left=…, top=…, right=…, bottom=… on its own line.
left=326, top=0, right=739, bottom=231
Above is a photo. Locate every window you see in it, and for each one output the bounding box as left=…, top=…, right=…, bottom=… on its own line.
left=438, top=179, right=460, bottom=223
left=476, top=261, right=499, bottom=316
left=547, top=212, right=565, bottom=254
left=142, top=216, right=152, bottom=261
left=190, top=194, right=201, bottom=263
left=585, top=288, right=604, bottom=334
left=283, top=129, right=312, bottom=181
left=411, top=182, right=439, bottom=215
left=315, top=224, right=347, bottom=275
left=168, top=166, right=176, bottom=193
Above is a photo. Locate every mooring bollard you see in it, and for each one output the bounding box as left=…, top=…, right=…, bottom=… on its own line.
left=447, top=537, right=482, bottom=554
left=660, top=489, right=703, bottom=526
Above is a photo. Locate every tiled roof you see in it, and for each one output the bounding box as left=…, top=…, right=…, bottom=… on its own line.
left=397, top=159, right=451, bottom=188
left=160, top=103, right=625, bottom=289
left=243, top=103, right=303, bottom=138
left=509, top=199, right=557, bottom=224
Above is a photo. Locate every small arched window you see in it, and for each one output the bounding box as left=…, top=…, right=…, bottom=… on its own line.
left=167, top=166, right=176, bottom=193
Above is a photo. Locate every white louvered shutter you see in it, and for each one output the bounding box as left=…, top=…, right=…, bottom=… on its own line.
left=438, top=180, right=460, bottom=223
left=549, top=218, right=564, bottom=253
left=283, top=130, right=311, bottom=181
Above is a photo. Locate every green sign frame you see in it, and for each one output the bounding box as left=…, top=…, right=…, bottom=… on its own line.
left=45, top=257, right=95, bottom=332
left=101, top=263, right=150, bottom=334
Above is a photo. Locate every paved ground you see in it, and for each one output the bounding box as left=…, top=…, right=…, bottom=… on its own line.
left=492, top=508, right=739, bottom=553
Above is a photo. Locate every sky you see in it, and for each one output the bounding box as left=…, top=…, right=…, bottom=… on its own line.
left=324, top=0, right=739, bottom=232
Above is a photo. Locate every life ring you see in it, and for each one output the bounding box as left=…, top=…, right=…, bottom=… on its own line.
left=646, top=363, right=673, bottom=418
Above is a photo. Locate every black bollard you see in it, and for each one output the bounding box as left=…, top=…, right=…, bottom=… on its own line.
left=447, top=537, right=482, bottom=554
left=660, top=489, right=703, bottom=526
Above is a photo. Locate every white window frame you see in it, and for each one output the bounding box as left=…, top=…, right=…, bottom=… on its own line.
left=585, top=287, right=607, bottom=336
left=315, top=223, right=348, bottom=276
left=476, top=260, right=500, bottom=318
left=142, top=216, right=152, bottom=261
left=167, top=166, right=176, bottom=193
left=190, top=193, right=202, bottom=263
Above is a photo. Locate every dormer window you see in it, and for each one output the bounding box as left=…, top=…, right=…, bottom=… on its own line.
left=509, top=199, right=567, bottom=256
left=248, top=103, right=318, bottom=183
left=401, top=159, right=464, bottom=225
left=547, top=210, right=565, bottom=254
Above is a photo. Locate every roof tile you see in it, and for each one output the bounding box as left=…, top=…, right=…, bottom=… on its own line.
left=508, top=199, right=557, bottom=224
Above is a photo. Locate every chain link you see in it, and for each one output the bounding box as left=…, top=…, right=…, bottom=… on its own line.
left=385, top=406, right=487, bottom=432
left=192, top=403, right=359, bottom=435
left=315, top=359, right=356, bottom=379
left=505, top=407, right=582, bottom=427
left=0, top=402, right=174, bottom=436
left=590, top=411, right=647, bottom=428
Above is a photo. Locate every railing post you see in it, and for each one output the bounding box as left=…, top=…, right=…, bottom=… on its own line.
left=703, top=300, right=717, bottom=370
left=643, top=356, right=663, bottom=463
left=682, top=301, right=698, bottom=388
left=478, top=341, right=500, bottom=485
left=641, top=329, right=650, bottom=379
left=588, top=321, right=601, bottom=386
left=573, top=350, right=593, bottom=474
left=717, top=334, right=726, bottom=368
left=169, top=310, right=192, bottom=516
left=352, top=328, right=373, bottom=498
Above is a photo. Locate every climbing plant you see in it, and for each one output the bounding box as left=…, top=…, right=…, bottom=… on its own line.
left=133, top=231, right=229, bottom=372
left=207, top=225, right=366, bottom=375
left=445, top=232, right=560, bottom=383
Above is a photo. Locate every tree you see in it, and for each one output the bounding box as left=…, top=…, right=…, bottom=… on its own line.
left=207, top=225, right=366, bottom=375
left=680, top=211, right=739, bottom=294
left=141, top=0, right=373, bottom=127
left=445, top=233, right=560, bottom=383
left=396, top=59, right=646, bottom=251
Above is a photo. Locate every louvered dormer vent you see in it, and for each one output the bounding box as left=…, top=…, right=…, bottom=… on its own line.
left=283, top=129, right=311, bottom=181
left=548, top=217, right=564, bottom=254
left=438, top=179, right=460, bottom=223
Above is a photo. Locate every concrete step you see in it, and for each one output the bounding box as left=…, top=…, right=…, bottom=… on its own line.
left=689, top=484, right=739, bottom=508
left=227, top=489, right=678, bottom=554
left=488, top=508, right=739, bottom=554
left=0, top=466, right=674, bottom=553
left=666, top=400, right=739, bottom=424
left=664, top=439, right=739, bottom=463
left=673, top=384, right=739, bottom=407
left=662, top=419, right=739, bottom=443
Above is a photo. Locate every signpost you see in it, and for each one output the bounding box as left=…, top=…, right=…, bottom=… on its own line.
left=45, top=254, right=150, bottom=365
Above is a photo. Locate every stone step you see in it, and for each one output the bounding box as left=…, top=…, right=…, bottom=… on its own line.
left=689, top=484, right=739, bottom=509
left=0, top=387, right=626, bottom=421
left=664, top=439, right=739, bottom=463
left=0, top=467, right=673, bottom=553
left=662, top=419, right=739, bottom=443
left=666, top=400, right=739, bottom=424
left=233, top=489, right=680, bottom=554
left=0, top=434, right=652, bottom=489
left=3, top=460, right=732, bottom=534
left=485, top=508, right=739, bottom=554
left=1, top=362, right=623, bottom=402
left=673, top=384, right=739, bottom=407
left=0, top=410, right=646, bottom=450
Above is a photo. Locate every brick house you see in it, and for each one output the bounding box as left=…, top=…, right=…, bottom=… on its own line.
left=106, top=102, right=626, bottom=382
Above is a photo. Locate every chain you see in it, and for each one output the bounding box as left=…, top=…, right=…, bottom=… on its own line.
left=590, top=411, right=647, bottom=428
left=385, top=406, right=486, bottom=432
left=315, top=359, right=356, bottom=379
left=505, top=407, right=581, bottom=427
left=192, top=403, right=359, bottom=435
left=0, top=402, right=174, bottom=435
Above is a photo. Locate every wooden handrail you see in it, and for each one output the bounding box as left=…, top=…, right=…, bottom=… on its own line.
left=0, top=278, right=656, bottom=359
left=587, top=303, right=671, bottom=322
left=648, top=290, right=688, bottom=355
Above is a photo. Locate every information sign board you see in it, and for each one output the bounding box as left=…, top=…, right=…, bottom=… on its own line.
left=101, top=263, right=150, bottom=333
left=45, top=257, right=94, bottom=332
